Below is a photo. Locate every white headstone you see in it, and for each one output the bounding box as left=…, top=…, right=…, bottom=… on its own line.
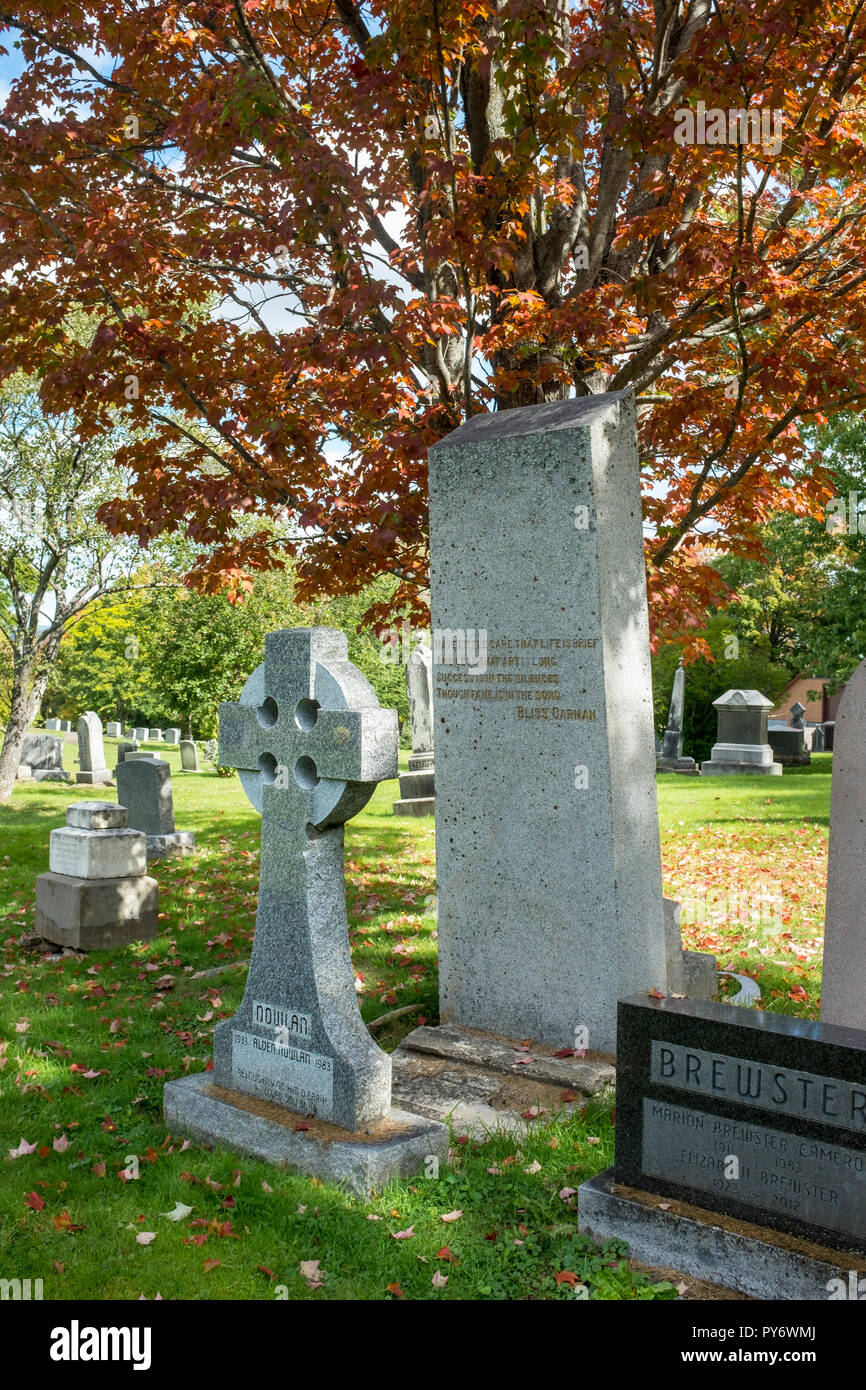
left=76, top=712, right=112, bottom=785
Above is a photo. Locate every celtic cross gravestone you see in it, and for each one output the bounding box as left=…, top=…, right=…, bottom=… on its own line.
left=164, top=628, right=447, bottom=1188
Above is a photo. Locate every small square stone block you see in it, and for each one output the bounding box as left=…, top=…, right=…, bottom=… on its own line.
left=35, top=870, right=158, bottom=950
left=49, top=826, right=147, bottom=880
left=75, top=770, right=114, bottom=786
left=66, top=802, right=129, bottom=831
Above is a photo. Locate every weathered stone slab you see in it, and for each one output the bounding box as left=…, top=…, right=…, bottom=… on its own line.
left=164, top=1073, right=448, bottom=1196
left=20, top=732, right=65, bottom=771
left=165, top=727, right=182, bottom=744
left=146, top=830, right=196, bottom=860
left=65, top=801, right=128, bottom=831
left=578, top=1170, right=865, bottom=1301
left=115, top=757, right=175, bottom=836
left=35, top=870, right=158, bottom=949
left=392, top=796, right=435, bottom=816
left=427, top=391, right=667, bottom=1053
left=49, top=826, right=147, bottom=879
left=398, top=1022, right=615, bottom=1091
left=106, top=721, right=122, bottom=738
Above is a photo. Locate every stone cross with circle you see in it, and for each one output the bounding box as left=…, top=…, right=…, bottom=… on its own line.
left=212, top=627, right=398, bottom=1130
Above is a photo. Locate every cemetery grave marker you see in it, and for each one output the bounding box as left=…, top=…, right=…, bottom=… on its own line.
left=164, top=627, right=447, bottom=1191
left=579, top=993, right=866, bottom=1298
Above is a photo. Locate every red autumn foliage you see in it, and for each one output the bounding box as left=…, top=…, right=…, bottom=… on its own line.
left=0, top=3, right=862, bottom=634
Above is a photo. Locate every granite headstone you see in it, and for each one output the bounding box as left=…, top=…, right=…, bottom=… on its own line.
left=427, top=391, right=667, bottom=1054
left=163, top=627, right=447, bottom=1191
left=115, top=757, right=195, bottom=859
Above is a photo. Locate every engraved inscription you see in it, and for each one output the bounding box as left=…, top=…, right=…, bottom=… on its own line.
left=651, top=1039, right=866, bottom=1136
left=434, top=631, right=601, bottom=724
left=231, top=1028, right=333, bottom=1110
left=252, top=999, right=311, bottom=1039
left=642, top=1098, right=866, bottom=1239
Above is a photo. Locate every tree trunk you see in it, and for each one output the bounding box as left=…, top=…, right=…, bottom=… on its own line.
left=0, top=656, right=48, bottom=803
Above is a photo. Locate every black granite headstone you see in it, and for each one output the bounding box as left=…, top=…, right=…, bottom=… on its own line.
left=616, top=993, right=866, bottom=1255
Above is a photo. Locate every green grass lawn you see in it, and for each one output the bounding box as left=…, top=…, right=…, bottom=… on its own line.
left=0, top=742, right=831, bottom=1300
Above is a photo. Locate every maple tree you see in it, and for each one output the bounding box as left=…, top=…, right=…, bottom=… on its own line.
left=1, top=1, right=866, bottom=634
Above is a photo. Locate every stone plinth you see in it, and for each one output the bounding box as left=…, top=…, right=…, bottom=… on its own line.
left=35, top=802, right=157, bottom=949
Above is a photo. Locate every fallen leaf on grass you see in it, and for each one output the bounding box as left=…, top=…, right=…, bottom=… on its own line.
left=558, top=1187, right=577, bottom=1201
left=52, top=1134, right=70, bottom=1153
left=440, top=1210, right=462, bottom=1223
left=24, top=1191, right=45, bottom=1211
left=386, top=1282, right=405, bottom=1299
left=162, top=1202, right=193, bottom=1222
left=53, top=1211, right=86, bottom=1233
left=390, top=1226, right=414, bottom=1240
left=555, top=1270, right=579, bottom=1286
left=203, top=1257, right=221, bottom=1272
left=431, top=1270, right=448, bottom=1289
left=299, top=1259, right=324, bottom=1288
left=523, top=1160, right=542, bottom=1174
left=436, top=1247, right=458, bottom=1263
left=135, top=1232, right=157, bottom=1246
left=9, top=1137, right=37, bottom=1159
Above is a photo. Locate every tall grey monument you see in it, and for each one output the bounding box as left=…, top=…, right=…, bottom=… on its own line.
left=423, top=392, right=669, bottom=1056
left=656, top=659, right=698, bottom=774
left=393, top=643, right=435, bottom=816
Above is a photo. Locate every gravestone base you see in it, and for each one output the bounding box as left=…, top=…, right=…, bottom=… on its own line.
left=702, top=742, right=782, bottom=776
left=655, top=755, right=699, bottom=776
left=34, top=870, right=158, bottom=950
left=75, top=769, right=113, bottom=785
left=31, top=769, right=70, bottom=782
left=164, top=1071, right=448, bottom=1196
left=683, top=950, right=718, bottom=999
left=578, top=1169, right=865, bottom=1300
left=393, top=760, right=435, bottom=816
left=392, top=1023, right=615, bottom=1136
left=702, top=759, right=782, bottom=776
left=393, top=796, right=436, bottom=817
left=145, top=831, right=197, bottom=861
